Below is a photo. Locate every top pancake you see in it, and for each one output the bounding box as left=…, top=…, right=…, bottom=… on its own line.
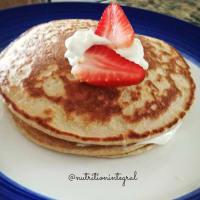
left=0, top=19, right=195, bottom=145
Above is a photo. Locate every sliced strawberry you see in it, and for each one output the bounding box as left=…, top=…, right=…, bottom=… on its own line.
left=95, top=3, right=134, bottom=48
left=71, top=45, right=145, bottom=87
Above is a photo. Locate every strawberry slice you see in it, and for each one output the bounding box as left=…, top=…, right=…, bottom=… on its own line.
left=71, top=45, right=145, bottom=87
left=95, top=3, right=134, bottom=48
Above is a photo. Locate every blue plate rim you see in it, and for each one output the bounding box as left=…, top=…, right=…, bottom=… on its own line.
left=0, top=2, right=200, bottom=200
left=0, top=171, right=200, bottom=200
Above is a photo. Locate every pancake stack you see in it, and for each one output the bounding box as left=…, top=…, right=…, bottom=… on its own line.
left=0, top=19, right=195, bottom=158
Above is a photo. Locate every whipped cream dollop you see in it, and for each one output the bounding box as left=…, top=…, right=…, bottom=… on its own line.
left=65, top=29, right=148, bottom=70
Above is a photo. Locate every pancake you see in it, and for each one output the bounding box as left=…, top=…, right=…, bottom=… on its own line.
left=0, top=19, right=195, bottom=147
left=10, top=110, right=155, bottom=158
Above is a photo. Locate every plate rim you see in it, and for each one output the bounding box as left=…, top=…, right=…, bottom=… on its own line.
left=0, top=2, right=200, bottom=200
left=1, top=171, right=200, bottom=200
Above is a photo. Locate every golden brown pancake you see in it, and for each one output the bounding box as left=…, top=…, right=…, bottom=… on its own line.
left=10, top=110, right=155, bottom=158
left=0, top=19, right=195, bottom=148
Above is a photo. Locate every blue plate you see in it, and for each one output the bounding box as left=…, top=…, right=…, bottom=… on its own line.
left=0, top=2, right=200, bottom=200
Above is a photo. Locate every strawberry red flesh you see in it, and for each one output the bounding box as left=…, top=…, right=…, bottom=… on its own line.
left=72, top=45, right=146, bottom=87
left=95, top=3, right=134, bottom=48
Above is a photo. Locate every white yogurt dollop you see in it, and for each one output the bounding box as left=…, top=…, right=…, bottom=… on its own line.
left=116, top=38, right=148, bottom=70
left=65, top=29, right=148, bottom=70
left=65, top=29, right=110, bottom=66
